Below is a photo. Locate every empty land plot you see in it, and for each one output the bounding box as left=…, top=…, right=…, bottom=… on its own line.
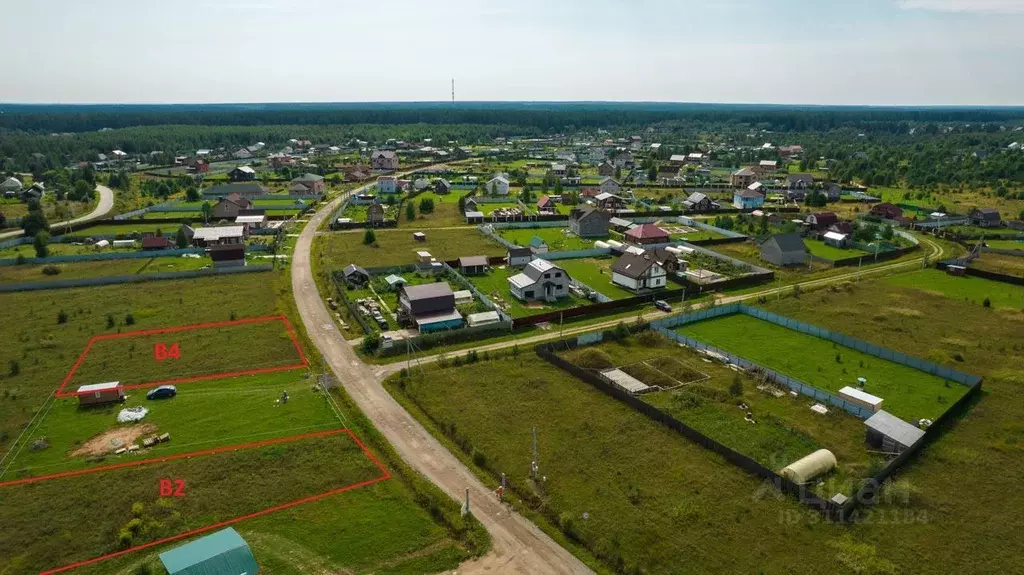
left=61, top=316, right=307, bottom=394
left=2, top=372, right=337, bottom=479
left=557, top=257, right=640, bottom=300
left=386, top=355, right=854, bottom=574
left=563, top=334, right=871, bottom=493
left=885, top=269, right=1022, bottom=309
left=0, top=432, right=386, bottom=575
left=981, top=239, right=1024, bottom=251
left=402, top=191, right=469, bottom=228
left=970, top=251, right=1024, bottom=278
left=495, top=227, right=601, bottom=251
left=676, top=313, right=967, bottom=421
left=319, top=227, right=504, bottom=268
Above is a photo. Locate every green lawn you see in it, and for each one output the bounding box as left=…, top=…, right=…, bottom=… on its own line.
left=319, top=227, right=504, bottom=269
left=496, top=227, right=603, bottom=251
left=884, top=269, right=1023, bottom=309
left=676, top=313, right=969, bottom=421
left=66, top=223, right=195, bottom=237
left=970, top=252, right=1024, bottom=278
left=468, top=265, right=586, bottom=318
left=0, top=269, right=484, bottom=575
left=562, top=332, right=873, bottom=495
left=0, top=255, right=218, bottom=285
left=982, top=239, right=1024, bottom=251
left=804, top=239, right=871, bottom=261
left=401, top=191, right=469, bottom=228
left=556, top=257, right=642, bottom=300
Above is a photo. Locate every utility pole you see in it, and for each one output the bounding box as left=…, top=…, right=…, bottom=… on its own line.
left=451, top=78, right=455, bottom=105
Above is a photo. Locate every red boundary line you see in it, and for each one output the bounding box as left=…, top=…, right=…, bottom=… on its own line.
left=16, top=428, right=390, bottom=575
left=55, top=316, right=309, bottom=398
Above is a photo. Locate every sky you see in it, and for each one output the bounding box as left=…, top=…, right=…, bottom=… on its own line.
left=1, top=0, right=1022, bottom=105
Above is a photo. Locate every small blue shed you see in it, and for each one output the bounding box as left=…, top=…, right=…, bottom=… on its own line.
left=159, top=528, right=259, bottom=575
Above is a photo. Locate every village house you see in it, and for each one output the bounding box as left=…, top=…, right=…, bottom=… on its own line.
left=211, top=193, right=254, bottom=219
left=968, top=207, right=1002, bottom=228
left=823, top=231, right=850, bottom=248
left=569, top=205, right=612, bottom=238
left=377, top=176, right=398, bottom=194
left=458, top=255, right=490, bottom=275
left=290, top=173, right=325, bottom=196
left=398, top=282, right=463, bottom=333
left=733, top=188, right=765, bottom=210
left=730, top=167, right=757, bottom=188
left=1, top=177, right=22, bottom=197
left=537, top=195, right=556, bottom=214
left=682, top=192, right=713, bottom=212
left=367, top=203, right=385, bottom=223
left=506, top=247, right=533, bottom=267
left=371, top=150, right=399, bottom=171
left=595, top=192, right=626, bottom=211
left=20, top=183, right=45, bottom=202
left=753, top=160, right=779, bottom=177
left=529, top=236, right=549, bottom=254
left=208, top=244, right=246, bottom=268
left=647, top=247, right=686, bottom=274
left=624, top=223, right=670, bottom=245
left=806, top=212, right=839, bottom=231
left=759, top=233, right=807, bottom=266
left=669, top=154, right=688, bottom=166
left=203, top=183, right=268, bottom=199
left=190, top=225, right=247, bottom=247
left=508, top=259, right=571, bottom=303
left=598, top=161, right=615, bottom=176
left=228, top=165, right=256, bottom=182
left=870, top=203, right=903, bottom=220
left=486, top=175, right=510, bottom=195
left=787, top=174, right=814, bottom=189
left=435, top=178, right=451, bottom=194
left=598, top=177, right=621, bottom=195
left=612, top=252, right=667, bottom=292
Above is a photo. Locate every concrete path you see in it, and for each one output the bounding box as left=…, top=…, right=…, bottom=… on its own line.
left=291, top=179, right=592, bottom=574
left=0, top=184, right=114, bottom=240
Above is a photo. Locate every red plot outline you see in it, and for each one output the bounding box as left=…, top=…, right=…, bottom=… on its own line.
left=0, top=428, right=391, bottom=575
left=55, top=315, right=310, bottom=398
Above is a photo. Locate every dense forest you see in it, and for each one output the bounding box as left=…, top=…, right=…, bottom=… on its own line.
left=1, top=103, right=1022, bottom=190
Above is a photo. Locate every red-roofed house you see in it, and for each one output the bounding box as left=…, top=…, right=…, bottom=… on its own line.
left=624, top=223, right=670, bottom=246
left=806, top=212, right=839, bottom=231
left=537, top=195, right=555, bottom=214
left=870, top=203, right=903, bottom=220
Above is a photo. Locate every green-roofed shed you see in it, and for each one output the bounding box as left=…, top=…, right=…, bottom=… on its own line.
left=159, top=528, right=258, bottom=575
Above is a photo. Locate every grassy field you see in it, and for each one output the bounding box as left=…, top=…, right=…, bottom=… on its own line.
left=0, top=197, right=97, bottom=230
left=64, top=317, right=304, bottom=390
left=557, top=257, right=643, bottom=300
left=0, top=271, right=484, bottom=574
left=970, top=251, right=1024, bottom=278
left=63, top=223, right=195, bottom=237
left=981, top=239, right=1024, bottom=251
left=885, top=269, right=1023, bottom=310
left=402, top=191, right=469, bottom=228
left=496, top=226, right=601, bottom=251
left=319, top=227, right=505, bottom=269
left=0, top=434, right=385, bottom=575
left=389, top=272, right=1024, bottom=574
left=676, top=313, right=969, bottom=421
left=469, top=264, right=587, bottom=318
left=562, top=332, right=873, bottom=495
left=804, top=239, right=871, bottom=261
left=0, top=255, right=217, bottom=285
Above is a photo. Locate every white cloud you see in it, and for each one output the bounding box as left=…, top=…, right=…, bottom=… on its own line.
left=898, top=0, right=1024, bottom=14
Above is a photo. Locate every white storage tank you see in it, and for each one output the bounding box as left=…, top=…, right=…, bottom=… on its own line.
left=606, top=240, right=624, bottom=249
left=594, top=240, right=611, bottom=249
left=780, top=449, right=837, bottom=484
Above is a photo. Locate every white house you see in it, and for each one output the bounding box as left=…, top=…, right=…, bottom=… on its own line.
left=508, top=259, right=571, bottom=303
left=823, top=231, right=850, bottom=248
left=486, top=175, right=510, bottom=195
left=377, top=176, right=398, bottom=194
left=611, top=253, right=667, bottom=292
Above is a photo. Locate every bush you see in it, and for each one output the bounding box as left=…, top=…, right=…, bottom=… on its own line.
left=106, top=314, right=115, bottom=329
left=41, top=265, right=61, bottom=276
left=117, top=529, right=133, bottom=549
left=15, top=253, right=26, bottom=265
left=33, top=231, right=50, bottom=258
left=8, top=360, right=19, bottom=376
left=575, top=349, right=614, bottom=370
left=125, top=312, right=136, bottom=326
left=363, top=229, right=376, bottom=245
left=361, top=334, right=380, bottom=353
left=57, top=310, right=69, bottom=324
left=131, top=502, right=145, bottom=517
left=983, top=297, right=991, bottom=308
left=729, top=375, right=744, bottom=397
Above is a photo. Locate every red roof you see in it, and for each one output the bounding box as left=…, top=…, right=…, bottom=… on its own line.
left=141, top=236, right=169, bottom=249
left=537, top=195, right=552, bottom=207
left=625, top=223, right=670, bottom=240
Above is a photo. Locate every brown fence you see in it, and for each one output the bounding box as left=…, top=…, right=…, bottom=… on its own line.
left=536, top=337, right=840, bottom=517
left=936, top=259, right=1024, bottom=287
left=827, top=245, right=920, bottom=268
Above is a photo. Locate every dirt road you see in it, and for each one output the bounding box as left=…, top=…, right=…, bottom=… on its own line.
left=291, top=187, right=592, bottom=574
left=0, top=184, right=115, bottom=240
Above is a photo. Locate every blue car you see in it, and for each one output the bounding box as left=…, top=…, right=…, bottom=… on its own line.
left=146, top=385, right=177, bottom=400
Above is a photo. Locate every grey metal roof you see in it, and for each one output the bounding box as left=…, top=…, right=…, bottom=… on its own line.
left=864, top=410, right=925, bottom=448
left=402, top=282, right=453, bottom=301
left=343, top=264, right=368, bottom=277
left=767, top=233, right=806, bottom=254
left=458, top=256, right=489, bottom=268
left=611, top=252, right=659, bottom=279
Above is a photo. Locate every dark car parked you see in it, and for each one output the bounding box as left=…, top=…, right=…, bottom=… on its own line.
left=146, top=385, right=177, bottom=400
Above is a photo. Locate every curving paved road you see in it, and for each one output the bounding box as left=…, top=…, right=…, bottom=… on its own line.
left=291, top=185, right=592, bottom=574
left=0, top=184, right=114, bottom=240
